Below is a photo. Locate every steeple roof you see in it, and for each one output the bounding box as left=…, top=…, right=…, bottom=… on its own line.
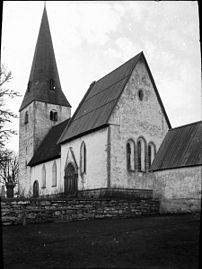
left=19, top=6, right=71, bottom=112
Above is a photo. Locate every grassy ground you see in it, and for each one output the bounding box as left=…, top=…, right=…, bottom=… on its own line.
left=2, top=214, right=201, bottom=269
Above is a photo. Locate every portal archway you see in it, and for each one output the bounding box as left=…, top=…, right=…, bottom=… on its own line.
left=64, top=163, right=78, bottom=195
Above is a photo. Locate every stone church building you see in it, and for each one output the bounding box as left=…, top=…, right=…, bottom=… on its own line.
left=18, top=7, right=201, bottom=213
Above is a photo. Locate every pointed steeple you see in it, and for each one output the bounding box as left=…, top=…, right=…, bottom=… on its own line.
left=19, top=6, right=71, bottom=111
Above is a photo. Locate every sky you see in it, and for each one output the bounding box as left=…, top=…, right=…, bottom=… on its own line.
left=1, top=1, right=201, bottom=153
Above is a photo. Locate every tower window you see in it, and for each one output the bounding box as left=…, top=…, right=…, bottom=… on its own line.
left=24, top=111, right=29, bottom=124
left=50, top=110, right=58, bottom=121
left=138, top=89, right=144, bottom=101
left=27, top=81, right=32, bottom=92
left=49, top=79, right=56, bottom=91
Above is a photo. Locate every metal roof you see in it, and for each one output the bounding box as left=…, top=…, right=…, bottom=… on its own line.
left=28, top=118, right=70, bottom=167
left=19, top=6, right=70, bottom=112
left=59, top=51, right=171, bottom=144
left=59, top=52, right=142, bottom=143
left=151, top=121, right=202, bottom=171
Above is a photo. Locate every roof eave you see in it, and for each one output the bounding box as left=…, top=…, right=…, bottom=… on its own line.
left=59, top=124, right=109, bottom=145
left=141, top=52, right=172, bottom=129
left=28, top=154, right=61, bottom=167
left=19, top=99, right=71, bottom=112
left=151, top=163, right=202, bottom=172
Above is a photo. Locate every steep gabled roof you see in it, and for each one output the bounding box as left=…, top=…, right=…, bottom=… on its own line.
left=151, top=121, right=202, bottom=171
left=28, top=118, right=70, bottom=167
left=59, top=51, right=171, bottom=144
left=19, top=7, right=70, bottom=112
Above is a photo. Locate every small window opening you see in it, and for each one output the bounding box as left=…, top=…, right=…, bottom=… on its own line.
left=126, top=140, right=135, bottom=171
left=27, top=81, right=32, bottom=92
left=24, top=112, right=29, bottom=124
left=42, top=164, right=46, bottom=188
left=148, top=142, right=156, bottom=170
left=137, top=138, right=146, bottom=172
left=50, top=110, right=58, bottom=121
left=52, top=161, right=57, bottom=187
left=148, top=145, right=152, bottom=169
left=127, top=143, right=131, bottom=171
left=80, top=142, right=87, bottom=175
left=49, top=79, right=56, bottom=91
left=138, top=89, right=144, bottom=101
left=137, top=141, right=142, bottom=171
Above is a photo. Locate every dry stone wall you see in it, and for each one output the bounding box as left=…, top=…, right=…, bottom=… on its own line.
left=1, top=197, right=159, bottom=226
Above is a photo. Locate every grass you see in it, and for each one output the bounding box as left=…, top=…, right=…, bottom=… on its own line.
left=2, top=213, right=200, bottom=269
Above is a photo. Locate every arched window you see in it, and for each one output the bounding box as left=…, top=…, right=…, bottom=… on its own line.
left=148, top=142, right=156, bottom=170
left=80, top=142, right=86, bottom=174
left=42, top=164, right=46, bottom=188
left=24, top=111, right=29, bottom=124
left=33, top=180, right=39, bottom=197
left=50, top=110, right=58, bottom=121
left=126, top=139, right=135, bottom=171
left=137, top=137, right=146, bottom=172
left=52, top=161, right=57, bottom=187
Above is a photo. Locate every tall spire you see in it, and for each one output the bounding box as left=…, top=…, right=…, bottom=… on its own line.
left=19, top=6, right=71, bottom=111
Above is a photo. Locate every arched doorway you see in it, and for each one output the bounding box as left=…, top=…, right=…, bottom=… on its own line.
left=33, top=180, right=39, bottom=197
left=64, top=163, right=78, bottom=195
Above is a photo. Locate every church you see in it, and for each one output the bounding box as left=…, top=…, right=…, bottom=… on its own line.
left=18, top=6, right=201, bottom=213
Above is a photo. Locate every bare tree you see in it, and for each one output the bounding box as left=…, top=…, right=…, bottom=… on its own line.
left=0, top=149, right=19, bottom=198
left=0, top=65, right=20, bottom=148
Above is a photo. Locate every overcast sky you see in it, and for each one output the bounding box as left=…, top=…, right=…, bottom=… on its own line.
left=1, top=1, right=201, bottom=153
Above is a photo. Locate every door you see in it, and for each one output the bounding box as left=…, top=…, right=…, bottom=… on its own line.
left=33, top=180, right=39, bottom=197
left=64, top=163, right=78, bottom=195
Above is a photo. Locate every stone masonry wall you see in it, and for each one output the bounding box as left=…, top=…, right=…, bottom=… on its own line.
left=108, top=56, right=169, bottom=189
left=1, top=197, right=159, bottom=226
left=153, top=166, right=202, bottom=213
left=19, top=101, right=71, bottom=197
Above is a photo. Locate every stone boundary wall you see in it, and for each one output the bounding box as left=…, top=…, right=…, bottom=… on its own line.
left=77, top=188, right=153, bottom=199
left=1, top=198, right=159, bottom=226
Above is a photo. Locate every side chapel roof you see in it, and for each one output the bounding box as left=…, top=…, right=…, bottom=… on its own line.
left=19, top=6, right=70, bottom=112
left=151, top=121, right=202, bottom=171
left=28, top=118, right=70, bottom=167
left=59, top=51, right=171, bottom=144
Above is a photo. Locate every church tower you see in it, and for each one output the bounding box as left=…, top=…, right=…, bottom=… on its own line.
left=18, top=6, right=71, bottom=196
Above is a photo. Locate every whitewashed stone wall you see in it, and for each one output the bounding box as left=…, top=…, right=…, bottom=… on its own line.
left=18, top=101, right=71, bottom=197
left=30, top=158, right=61, bottom=196
left=108, top=57, right=169, bottom=189
left=61, top=127, right=108, bottom=191
left=153, top=166, right=202, bottom=213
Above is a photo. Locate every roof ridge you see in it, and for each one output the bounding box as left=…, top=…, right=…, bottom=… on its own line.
left=93, top=51, right=143, bottom=86
left=58, top=51, right=143, bottom=144
left=168, top=120, right=202, bottom=131
left=105, top=52, right=143, bottom=124
left=85, top=74, right=131, bottom=102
